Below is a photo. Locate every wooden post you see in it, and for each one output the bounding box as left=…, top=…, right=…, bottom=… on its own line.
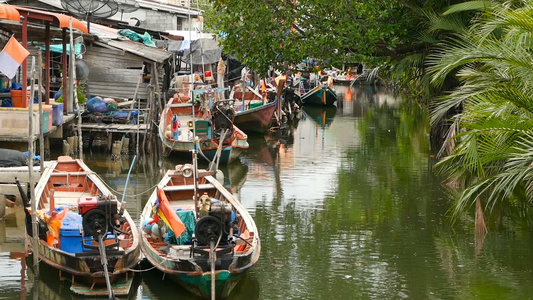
left=62, top=139, right=70, bottom=156
left=38, top=51, right=44, bottom=173
left=67, top=136, right=75, bottom=155
left=28, top=56, right=39, bottom=278
left=70, top=18, right=83, bottom=160
left=62, top=28, right=68, bottom=114
left=121, top=137, right=130, bottom=154
left=0, top=195, right=5, bottom=220
left=45, top=23, right=50, bottom=104
left=22, top=17, right=27, bottom=107
left=112, top=141, right=122, bottom=161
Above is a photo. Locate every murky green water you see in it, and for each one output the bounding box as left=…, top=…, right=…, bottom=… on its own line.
left=2, top=85, right=533, bottom=299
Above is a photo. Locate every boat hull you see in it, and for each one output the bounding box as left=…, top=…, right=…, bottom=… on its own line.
left=301, top=86, right=337, bottom=106
left=162, top=141, right=248, bottom=163
left=142, top=240, right=257, bottom=298
left=140, top=169, right=260, bottom=299
left=233, top=100, right=277, bottom=134
left=28, top=157, right=141, bottom=296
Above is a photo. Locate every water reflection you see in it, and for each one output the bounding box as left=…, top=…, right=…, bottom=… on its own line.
left=301, top=106, right=337, bottom=128
left=3, top=85, right=533, bottom=299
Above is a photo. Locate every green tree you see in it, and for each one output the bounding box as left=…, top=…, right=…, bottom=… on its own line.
left=429, top=0, right=533, bottom=223
left=206, top=0, right=452, bottom=74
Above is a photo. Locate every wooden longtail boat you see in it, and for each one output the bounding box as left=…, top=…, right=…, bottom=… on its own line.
left=233, top=98, right=278, bottom=134
left=27, top=156, right=141, bottom=296
left=300, top=85, right=338, bottom=106
left=159, top=92, right=249, bottom=163
left=140, top=164, right=260, bottom=299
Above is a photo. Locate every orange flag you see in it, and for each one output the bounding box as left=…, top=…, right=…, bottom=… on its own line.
left=0, top=36, right=29, bottom=79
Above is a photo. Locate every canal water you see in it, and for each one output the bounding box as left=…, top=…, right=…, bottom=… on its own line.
left=2, top=85, right=533, bottom=299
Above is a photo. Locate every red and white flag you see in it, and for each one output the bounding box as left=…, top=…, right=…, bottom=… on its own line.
left=0, top=36, right=29, bottom=79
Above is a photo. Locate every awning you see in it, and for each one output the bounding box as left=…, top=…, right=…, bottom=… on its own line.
left=15, top=6, right=88, bottom=34
left=0, top=4, right=21, bottom=22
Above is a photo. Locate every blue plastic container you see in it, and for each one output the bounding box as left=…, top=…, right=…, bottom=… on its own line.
left=52, top=102, right=63, bottom=125
left=59, top=225, right=92, bottom=253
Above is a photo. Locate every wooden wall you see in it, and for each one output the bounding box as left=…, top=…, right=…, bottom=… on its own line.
left=84, top=44, right=148, bottom=100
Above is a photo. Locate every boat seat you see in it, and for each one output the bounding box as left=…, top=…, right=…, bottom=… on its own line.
left=168, top=199, right=196, bottom=211
left=52, top=191, right=93, bottom=205
left=50, top=172, right=90, bottom=176
left=163, top=183, right=215, bottom=192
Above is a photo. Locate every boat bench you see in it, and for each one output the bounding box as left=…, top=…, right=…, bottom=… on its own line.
left=163, top=183, right=215, bottom=192
left=51, top=191, right=93, bottom=206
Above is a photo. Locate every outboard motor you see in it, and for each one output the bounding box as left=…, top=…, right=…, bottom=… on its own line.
left=211, top=101, right=234, bottom=142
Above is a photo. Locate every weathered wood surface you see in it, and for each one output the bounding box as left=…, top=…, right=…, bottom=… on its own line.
left=75, top=123, right=149, bottom=133
left=84, top=45, right=143, bottom=69
left=87, top=68, right=148, bottom=100
left=85, top=44, right=148, bottom=100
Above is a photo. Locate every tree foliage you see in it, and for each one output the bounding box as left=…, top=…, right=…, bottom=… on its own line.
left=205, top=0, right=452, bottom=74
left=429, top=0, right=533, bottom=220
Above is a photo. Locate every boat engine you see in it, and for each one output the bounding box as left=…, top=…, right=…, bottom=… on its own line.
left=212, top=101, right=234, bottom=142
left=194, top=196, right=234, bottom=247
left=78, top=195, right=120, bottom=237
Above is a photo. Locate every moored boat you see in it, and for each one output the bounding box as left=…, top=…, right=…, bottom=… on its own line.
left=300, top=85, right=338, bottom=106
left=140, top=163, right=260, bottom=299
left=159, top=89, right=249, bottom=163
left=233, top=98, right=278, bottom=134
left=24, top=156, right=141, bottom=297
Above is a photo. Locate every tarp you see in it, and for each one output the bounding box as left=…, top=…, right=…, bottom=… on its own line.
left=0, top=148, right=39, bottom=167
left=167, top=38, right=221, bottom=65
left=37, top=44, right=82, bottom=55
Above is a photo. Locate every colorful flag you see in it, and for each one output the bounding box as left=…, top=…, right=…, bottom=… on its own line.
left=0, top=36, right=29, bottom=79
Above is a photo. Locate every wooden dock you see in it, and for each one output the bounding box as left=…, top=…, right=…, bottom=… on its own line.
left=75, top=123, right=150, bottom=133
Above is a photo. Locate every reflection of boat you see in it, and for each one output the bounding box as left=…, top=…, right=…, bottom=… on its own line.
left=158, top=89, right=249, bottom=164
left=302, top=106, right=337, bottom=127
left=140, top=164, right=260, bottom=299
left=28, top=156, right=141, bottom=296
left=300, top=85, right=337, bottom=106
left=219, top=159, right=249, bottom=192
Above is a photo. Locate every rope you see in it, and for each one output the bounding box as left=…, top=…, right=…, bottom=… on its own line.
left=124, top=265, right=157, bottom=273
left=91, top=172, right=158, bottom=199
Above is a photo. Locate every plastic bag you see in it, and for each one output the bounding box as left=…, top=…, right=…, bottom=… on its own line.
left=86, top=96, right=108, bottom=113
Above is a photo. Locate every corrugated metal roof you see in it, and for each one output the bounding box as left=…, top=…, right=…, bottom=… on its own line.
left=87, top=22, right=172, bottom=63
left=106, top=39, right=172, bottom=63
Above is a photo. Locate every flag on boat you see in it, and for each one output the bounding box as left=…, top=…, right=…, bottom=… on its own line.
left=0, top=36, right=29, bottom=79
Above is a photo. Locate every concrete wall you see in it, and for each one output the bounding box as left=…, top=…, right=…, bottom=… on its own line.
left=140, top=9, right=177, bottom=31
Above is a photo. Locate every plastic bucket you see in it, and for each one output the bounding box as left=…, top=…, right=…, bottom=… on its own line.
left=10, top=90, right=31, bottom=108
